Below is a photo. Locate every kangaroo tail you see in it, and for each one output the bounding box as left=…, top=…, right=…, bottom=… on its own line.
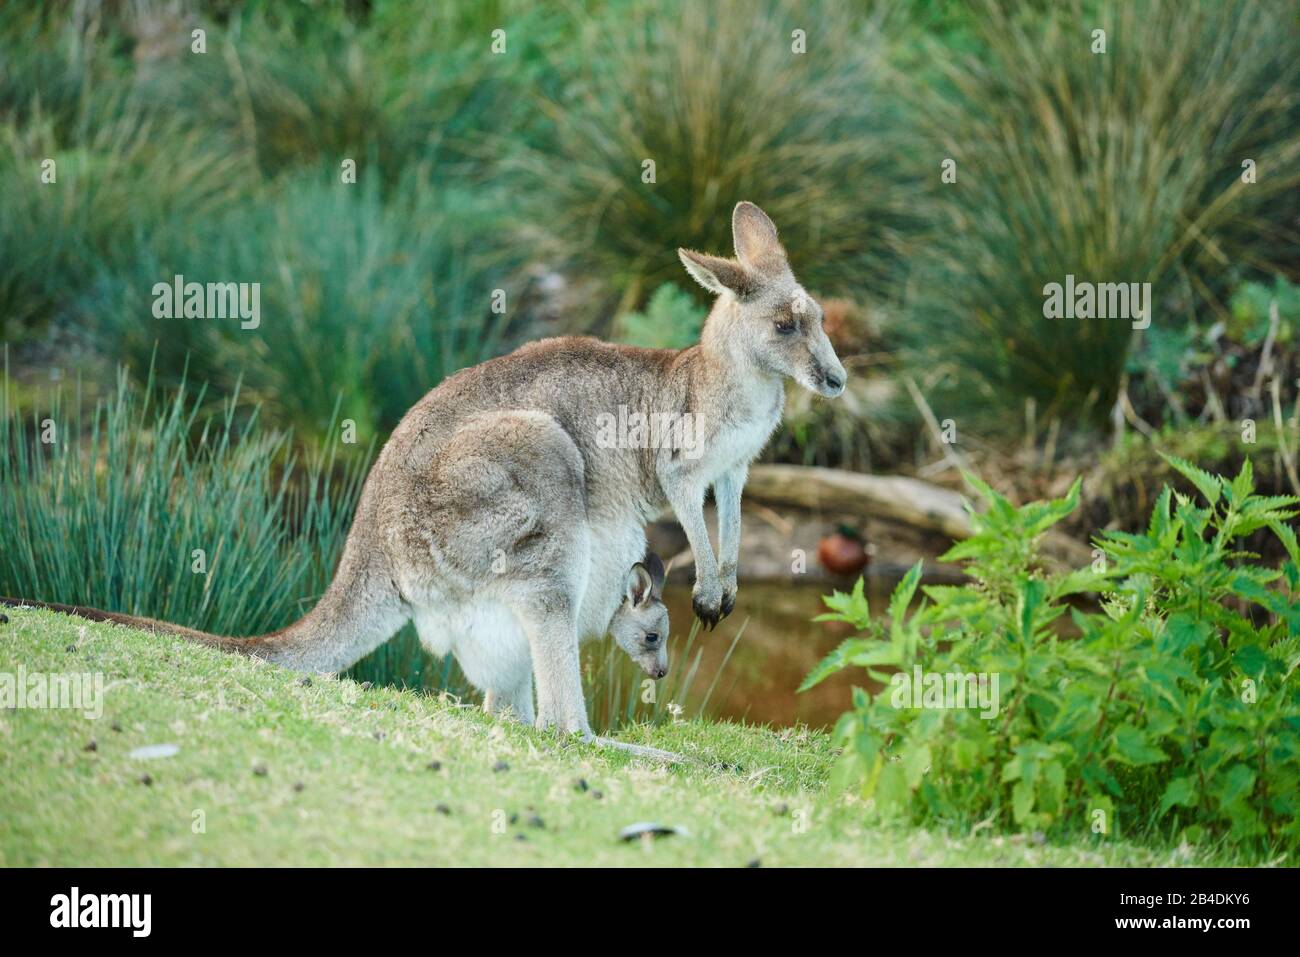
left=0, top=596, right=251, bottom=647
left=0, top=595, right=301, bottom=661
left=1, top=567, right=405, bottom=674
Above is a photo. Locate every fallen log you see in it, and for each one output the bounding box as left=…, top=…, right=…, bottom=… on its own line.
left=746, top=465, right=972, bottom=538
left=745, top=464, right=1093, bottom=568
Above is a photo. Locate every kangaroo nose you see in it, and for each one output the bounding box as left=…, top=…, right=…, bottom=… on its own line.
left=824, top=372, right=844, bottom=391
left=654, top=667, right=667, bottom=679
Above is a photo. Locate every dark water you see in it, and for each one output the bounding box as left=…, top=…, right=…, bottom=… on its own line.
left=660, top=579, right=888, bottom=729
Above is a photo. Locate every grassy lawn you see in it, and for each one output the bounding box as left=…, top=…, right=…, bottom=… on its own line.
left=0, top=606, right=1225, bottom=867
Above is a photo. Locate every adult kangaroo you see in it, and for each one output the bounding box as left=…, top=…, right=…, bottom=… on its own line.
left=7, top=202, right=845, bottom=737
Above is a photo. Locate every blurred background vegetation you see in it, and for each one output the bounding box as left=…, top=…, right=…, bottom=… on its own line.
left=3, top=0, right=1299, bottom=714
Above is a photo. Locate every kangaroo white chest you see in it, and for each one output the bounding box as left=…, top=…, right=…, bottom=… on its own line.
left=702, top=379, right=784, bottom=483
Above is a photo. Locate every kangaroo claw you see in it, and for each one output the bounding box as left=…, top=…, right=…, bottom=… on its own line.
left=720, top=590, right=736, bottom=618
left=692, top=593, right=722, bottom=630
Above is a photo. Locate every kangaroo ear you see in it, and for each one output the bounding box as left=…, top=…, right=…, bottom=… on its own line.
left=678, top=248, right=755, bottom=298
left=732, top=201, right=787, bottom=275
left=627, top=563, right=654, bottom=607
left=643, top=550, right=666, bottom=596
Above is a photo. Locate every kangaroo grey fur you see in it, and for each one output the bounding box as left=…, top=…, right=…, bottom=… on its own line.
left=5, top=202, right=845, bottom=744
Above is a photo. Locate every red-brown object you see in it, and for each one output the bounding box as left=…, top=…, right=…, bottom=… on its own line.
left=818, top=527, right=869, bottom=576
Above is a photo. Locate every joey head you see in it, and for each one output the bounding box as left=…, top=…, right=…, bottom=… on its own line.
left=609, top=552, right=669, bottom=680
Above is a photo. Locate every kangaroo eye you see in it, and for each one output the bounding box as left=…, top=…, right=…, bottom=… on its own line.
left=775, top=318, right=797, bottom=335
left=644, top=633, right=660, bottom=645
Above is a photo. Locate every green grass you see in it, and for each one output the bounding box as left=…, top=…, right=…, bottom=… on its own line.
left=0, top=606, right=1244, bottom=866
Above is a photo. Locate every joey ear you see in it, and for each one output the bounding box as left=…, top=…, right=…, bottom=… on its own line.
left=732, top=201, right=787, bottom=275
left=643, top=551, right=666, bottom=596
left=627, top=563, right=654, bottom=607
left=678, top=248, right=755, bottom=298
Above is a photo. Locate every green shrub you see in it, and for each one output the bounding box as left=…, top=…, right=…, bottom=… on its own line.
left=0, top=7, right=244, bottom=342
left=517, top=0, right=923, bottom=309
left=1228, top=276, right=1300, bottom=348
left=804, top=459, right=1300, bottom=856
left=139, top=1, right=559, bottom=185
left=0, top=5, right=107, bottom=139
left=614, top=282, right=706, bottom=350
left=902, top=0, right=1300, bottom=427
left=79, top=174, right=519, bottom=446
left=0, top=1, right=551, bottom=348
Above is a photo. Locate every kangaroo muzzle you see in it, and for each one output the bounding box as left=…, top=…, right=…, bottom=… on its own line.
left=810, top=351, right=847, bottom=397
left=640, top=650, right=669, bottom=680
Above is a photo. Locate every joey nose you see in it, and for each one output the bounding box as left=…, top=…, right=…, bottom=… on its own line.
left=823, top=372, right=844, bottom=393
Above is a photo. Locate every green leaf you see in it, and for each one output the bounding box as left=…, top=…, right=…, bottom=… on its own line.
left=1232, top=645, right=1271, bottom=679
left=1160, top=453, right=1221, bottom=507
left=874, top=762, right=910, bottom=817
left=1215, top=764, right=1256, bottom=810
left=1017, top=578, right=1045, bottom=642
left=1158, top=776, right=1198, bottom=816
left=798, top=638, right=871, bottom=692
left=1146, top=486, right=1173, bottom=539
left=1268, top=519, right=1300, bottom=567
left=1229, top=458, right=1254, bottom=503
left=961, top=470, right=1012, bottom=514
left=849, top=645, right=902, bottom=668
left=815, top=576, right=871, bottom=629
left=1112, top=724, right=1168, bottom=766
left=829, top=750, right=867, bottom=796
left=889, top=561, right=923, bottom=631
left=1012, top=779, right=1035, bottom=824
left=1157, top=614, right=1211, bottom=656
left=1020, top=477, right=1082, bottom=535
left=903, top=742, right=931, bottom=789
left=1052, top=567, right=1110, bottom=599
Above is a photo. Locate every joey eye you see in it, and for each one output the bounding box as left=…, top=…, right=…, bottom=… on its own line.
left=775, top=318, right=797, bottom=335
left=644, top=632, right=660, bottom=645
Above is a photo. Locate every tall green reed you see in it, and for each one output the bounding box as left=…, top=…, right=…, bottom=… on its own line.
left=0, top=358, right=369, bottom=635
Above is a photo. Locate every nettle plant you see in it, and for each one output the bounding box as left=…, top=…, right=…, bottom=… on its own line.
left=803, top=457, right=1300, bottom=854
